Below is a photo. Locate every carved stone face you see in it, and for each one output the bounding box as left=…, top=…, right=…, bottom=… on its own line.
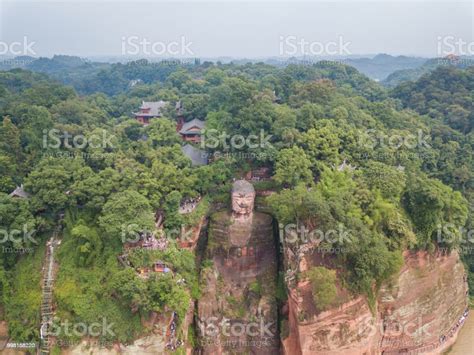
left=232, top=192, right=255, bottom=215
left=231, top=180, right=255, bottom=218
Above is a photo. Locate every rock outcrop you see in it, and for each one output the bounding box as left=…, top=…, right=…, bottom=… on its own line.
left=197, top=211, right=279, bottom=354
left=283, top=250, right=469, bottom=355
left=378, top=251, right=468, bottom=354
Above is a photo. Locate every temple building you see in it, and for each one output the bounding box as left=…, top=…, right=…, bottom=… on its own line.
left=337, top=159, right=356, bottom=172
left=133, top=101, right=168, bottom=125
left=9, top=184, right=29, bottom=198
left=179, top=118, right=205, bottom=143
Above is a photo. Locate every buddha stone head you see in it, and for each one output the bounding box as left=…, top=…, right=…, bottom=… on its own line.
left=231, top=180, right=256, bottom=219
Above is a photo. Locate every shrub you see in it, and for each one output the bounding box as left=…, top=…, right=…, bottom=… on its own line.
left=306, top=266, right=337, bottom=312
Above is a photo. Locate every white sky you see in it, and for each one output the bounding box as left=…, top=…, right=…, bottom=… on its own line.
left=0, top=0, right=472, bottom=58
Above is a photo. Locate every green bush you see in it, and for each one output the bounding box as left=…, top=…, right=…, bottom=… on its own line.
left=306, top=266, right=338, bottom=312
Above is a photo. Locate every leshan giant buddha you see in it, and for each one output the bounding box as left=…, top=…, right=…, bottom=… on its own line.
left=197, top=179, right=279, bottom=354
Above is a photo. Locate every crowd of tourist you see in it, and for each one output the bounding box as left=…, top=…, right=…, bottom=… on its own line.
left=165, top=312, right=183, bottom=351
left=179, top=196, right=202, bottom=214
left=439, top=308, right=469, bottom=345
left=141, top=234, right=168, bottom=250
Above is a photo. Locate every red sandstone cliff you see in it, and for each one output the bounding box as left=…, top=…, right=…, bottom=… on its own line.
left=282, top=250, right=469, bottom=355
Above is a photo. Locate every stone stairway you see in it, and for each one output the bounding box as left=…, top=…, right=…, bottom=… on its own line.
left=39, top=226, right=61, bottom=354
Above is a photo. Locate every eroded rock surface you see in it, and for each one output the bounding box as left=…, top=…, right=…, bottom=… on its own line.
left=283, top=250, right=468, bottom=355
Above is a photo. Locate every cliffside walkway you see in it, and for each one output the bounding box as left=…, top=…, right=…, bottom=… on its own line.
left=380, top=308, right=470, bottom=355
left=39, top=225, right=62, bottom=354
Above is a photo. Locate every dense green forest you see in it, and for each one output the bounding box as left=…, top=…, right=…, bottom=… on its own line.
left=0, top=59, right=472, bottom=347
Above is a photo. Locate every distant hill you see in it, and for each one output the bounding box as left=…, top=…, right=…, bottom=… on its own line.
left=1, top=53, right=430, bottom=83
left=0, top=55, right=111, bottom=93
left=3, top=54, right=460, bottom=97
left=0, top=55, right=88, bottom=72
left=26, top=55, right=90, bottom=73
left=343, top=54, right=427, bottom=81
left=259, top=54, right=427, bottom=81
left=383, top=56, right=474, bottom=87
left=391, top=65, right=474, bottom=133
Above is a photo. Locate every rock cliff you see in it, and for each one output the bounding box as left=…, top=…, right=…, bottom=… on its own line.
left=282, top=250, right=469, bottom=355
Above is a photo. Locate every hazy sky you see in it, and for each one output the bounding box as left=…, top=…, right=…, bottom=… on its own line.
left=0, top=0, right=473, bottom=58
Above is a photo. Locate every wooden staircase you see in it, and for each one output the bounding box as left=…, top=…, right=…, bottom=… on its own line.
left=39, top=226, right=61, bottom=354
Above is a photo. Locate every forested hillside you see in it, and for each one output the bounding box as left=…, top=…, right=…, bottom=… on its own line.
left=0, top=60, right=472, bottom=349
left=392, top=66, right=474, bottom=133
left=390, top=67, right=474, bottom=293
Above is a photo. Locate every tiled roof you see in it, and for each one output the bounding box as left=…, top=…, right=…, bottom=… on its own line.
left=179, top=118, right=205, bottom=135
left=133, top=100, right=168, bottom=117
left=181, top=144, right=208, bottom=166
left=9, top=185, right=29, bottom=198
